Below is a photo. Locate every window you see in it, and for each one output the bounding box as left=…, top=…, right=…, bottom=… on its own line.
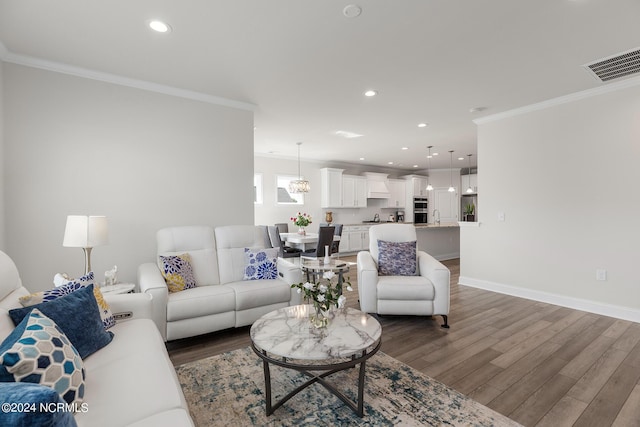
left=254, top=174, right=263, bottom=204
left=276, top=175, right=304, bottom=205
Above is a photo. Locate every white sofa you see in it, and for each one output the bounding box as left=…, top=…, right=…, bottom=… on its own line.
left=0, top=250, right=194, bottom=427
left=138, top=225, right=303, bottom=341
left=357, top=224, right=451, bottom=328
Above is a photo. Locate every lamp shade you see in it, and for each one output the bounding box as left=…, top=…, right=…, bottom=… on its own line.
left=63, top=215, right=108, bottom=248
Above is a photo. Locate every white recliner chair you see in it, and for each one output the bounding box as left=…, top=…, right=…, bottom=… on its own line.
left=357, top=224, right=450, bottom=328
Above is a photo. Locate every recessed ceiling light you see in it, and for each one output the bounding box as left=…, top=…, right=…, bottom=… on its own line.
left=458, top=157, right=465, bottom=161
left=433, top=152, right=439, bottom=156
left=401, top=147, right=409, bottom=150
left=359, top=157, right=365, bottom=161
left=149, top=20, right=171, bottom=33
left=364, top=90, right=378, bottom=97
left=343, top=4, right=362, bottom=18
left=418, top=123, right=428, bottom=128
left=335, top=130, right=363, bottom=138
left=413, top=165, right=419, bottom=168
left=388, top=161, right=394, bottom=165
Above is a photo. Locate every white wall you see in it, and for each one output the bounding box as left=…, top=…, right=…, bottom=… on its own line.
left=460, top=82, right=640, bottom=321
left=0, top=61, right=4, bottom=251
left=3, top=63, right=254, bottom=290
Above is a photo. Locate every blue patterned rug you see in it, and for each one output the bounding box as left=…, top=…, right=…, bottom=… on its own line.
left=176, top=347, right=521, bottom=426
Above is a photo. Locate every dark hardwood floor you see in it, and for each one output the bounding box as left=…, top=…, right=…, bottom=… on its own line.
left=166, top=257, right=640, bottom=427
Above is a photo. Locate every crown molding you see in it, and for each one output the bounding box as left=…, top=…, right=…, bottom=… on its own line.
left=474, top=74, right=640, bottom=125
left=0, top=42, right=255, bottom=112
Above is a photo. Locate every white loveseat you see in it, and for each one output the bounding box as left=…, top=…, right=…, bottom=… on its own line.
left=138, top=225, right=303, bottom=341
left=357, top=224, right=451, bottom=328
left=0, top=250, right=194, bottom=427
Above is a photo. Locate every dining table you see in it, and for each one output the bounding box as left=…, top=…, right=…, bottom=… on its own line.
left=280, top=232, right=340, bottom=252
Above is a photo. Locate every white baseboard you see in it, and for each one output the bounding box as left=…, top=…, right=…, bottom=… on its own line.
left=459, top=276, right=640, bottom=323
left=434, top=252, right=460, bottom=261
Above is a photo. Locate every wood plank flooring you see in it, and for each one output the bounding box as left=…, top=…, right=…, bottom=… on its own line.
left=166, top=257, right=640, bottom=426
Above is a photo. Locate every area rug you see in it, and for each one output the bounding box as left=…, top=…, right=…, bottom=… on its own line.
left=176, top=347, right=521, bottom=427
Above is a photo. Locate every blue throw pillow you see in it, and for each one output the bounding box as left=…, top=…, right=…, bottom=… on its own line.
left=8, top=284, right=113, bottom=359
left=377, top=240, right=417, bottom=276
left=243, top=248, right=278, bottom=280
left=18, top=272, right=116, bottom=329
left=0, top=309, right=85, bottom=406
left=0, top=382, right=78, bottom=427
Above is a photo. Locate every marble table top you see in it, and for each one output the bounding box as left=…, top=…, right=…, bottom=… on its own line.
left=250, top=305, right=382, bottom=360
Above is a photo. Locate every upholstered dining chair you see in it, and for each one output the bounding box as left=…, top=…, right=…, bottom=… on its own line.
left=331, top=224, right=343, bottom=254
left=319, top=223, right=343, bottom=254
left=274, top=223, right=289, bottom=234
left=356, top=224, right=450, bottom=328
left=302, top=226, right=335, bottom=259
left=267, top=226, right=301, bottom=259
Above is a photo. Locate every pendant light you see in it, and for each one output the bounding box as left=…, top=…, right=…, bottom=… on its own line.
left=289, top=142, right=310, bottom=193
left=466, top=154, right=474, bottom=193
left=448, top=150, right=455, bottom=192
left=426, top=146, right=434, bottom=191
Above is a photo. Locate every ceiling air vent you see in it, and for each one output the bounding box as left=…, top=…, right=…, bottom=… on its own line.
left=583, top=47, right=640, bottom=82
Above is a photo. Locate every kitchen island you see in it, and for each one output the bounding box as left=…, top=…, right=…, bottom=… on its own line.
left=414, top=223, right=460, bottom=261
left=338, top=222, right=459, bottom=261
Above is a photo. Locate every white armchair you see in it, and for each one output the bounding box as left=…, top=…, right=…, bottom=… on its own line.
left=357, top=224, right=450, bottom=328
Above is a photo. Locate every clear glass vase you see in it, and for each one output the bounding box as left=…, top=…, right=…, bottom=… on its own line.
left=310, top=302, right=329, bottom=328
left=298, top=226, right=306, bottom=235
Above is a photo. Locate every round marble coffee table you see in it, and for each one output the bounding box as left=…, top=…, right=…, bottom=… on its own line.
left=250, top=304, right=382, bottom=417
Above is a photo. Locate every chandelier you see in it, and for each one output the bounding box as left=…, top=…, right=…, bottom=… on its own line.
left=289, top=142, right=310, bottom=193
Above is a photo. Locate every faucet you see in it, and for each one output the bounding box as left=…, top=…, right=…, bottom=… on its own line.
left=433, top=209, right=440, bottom=226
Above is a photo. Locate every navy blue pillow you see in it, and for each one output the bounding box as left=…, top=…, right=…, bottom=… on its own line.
left=8, top=284, right=113, bottom=359
left=0, top=382, right=78, bottom=427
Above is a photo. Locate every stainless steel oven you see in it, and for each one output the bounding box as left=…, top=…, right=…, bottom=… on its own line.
left=413, top=198, right=428, bottom=224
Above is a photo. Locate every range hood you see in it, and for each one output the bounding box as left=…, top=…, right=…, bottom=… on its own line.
left=364, top=172, right=391, bottom=199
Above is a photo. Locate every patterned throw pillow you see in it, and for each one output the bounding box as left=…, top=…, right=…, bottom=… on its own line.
left=9, top=285, right=114, bottom=360
left=377, top=240, right=417, bottom=276
left=159, top=254, right=197, bottom=293
left=243, top=248, right=278, bottom=280
left=19, top=272, right=116, bottom=329
left=0, top=309, right=85, bottom=406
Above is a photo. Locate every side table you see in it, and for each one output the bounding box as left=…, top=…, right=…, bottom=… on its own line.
left=301, top=258, right=350, bottom=291
left=100, top=283, right=136, bottom=294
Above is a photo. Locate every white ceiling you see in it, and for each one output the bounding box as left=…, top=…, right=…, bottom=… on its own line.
left=1, top=0, right=639, bottom=171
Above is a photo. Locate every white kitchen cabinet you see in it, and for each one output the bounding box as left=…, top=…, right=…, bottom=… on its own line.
left=460, top=173, right=478, bottom=193
left=339, top=225, right=371, bottom=252
left=387, top=179, right=406, bottom=208
left=412, top=176, right=430, bottom=197
left=433, top=189, right=459, bottom=223
left=342, top=175, right=367, bottom=208
left=320, top=168, right=344, bottom=208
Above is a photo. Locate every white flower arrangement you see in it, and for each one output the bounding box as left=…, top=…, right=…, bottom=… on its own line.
left=292, top=270, right=353, bottom=312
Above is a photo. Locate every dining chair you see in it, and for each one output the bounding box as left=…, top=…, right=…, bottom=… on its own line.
left=331, top=224, right=343, bottom=254
left=303, top=226, right=335, bottom=258
left=267, top=226, right=301, bottom=259
left=274, top=223, right=289, bottom=234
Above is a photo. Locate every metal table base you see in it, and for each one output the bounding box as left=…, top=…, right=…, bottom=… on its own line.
left=251, top=339, right=381, bottom=417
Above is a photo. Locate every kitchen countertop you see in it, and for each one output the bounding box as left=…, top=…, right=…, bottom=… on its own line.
left=338, top=222, right=460, bottom=228
left=414, top=223, right=459, bottom=229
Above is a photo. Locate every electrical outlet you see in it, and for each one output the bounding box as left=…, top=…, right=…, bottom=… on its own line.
left=596, top=269, right=607, bottom=281
left=498, top=212, right=505, bottom=222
